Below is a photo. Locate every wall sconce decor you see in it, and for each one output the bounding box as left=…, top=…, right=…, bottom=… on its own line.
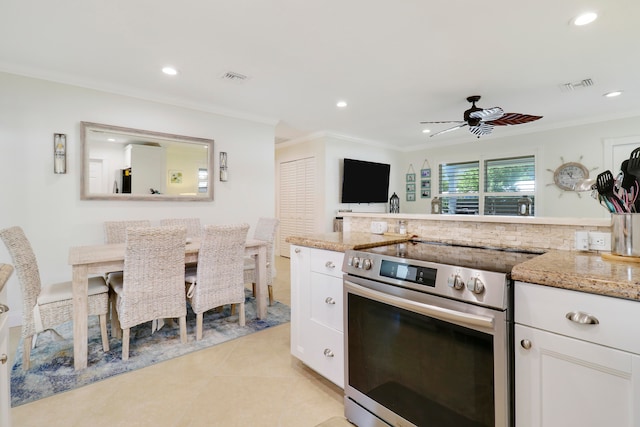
left=54, top=133, right=67, bottom=174
left=219, top=151, right=228, bottom=181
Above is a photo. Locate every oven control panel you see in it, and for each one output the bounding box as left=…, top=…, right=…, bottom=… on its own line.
left=379, top=260, right=436, bottom=287
left=344, top=250, right=509, bottom=309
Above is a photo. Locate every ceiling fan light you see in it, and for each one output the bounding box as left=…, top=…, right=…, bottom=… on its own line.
left=573, top=12, right=597, bottom=26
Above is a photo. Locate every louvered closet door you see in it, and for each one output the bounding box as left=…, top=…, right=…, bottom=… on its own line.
left=279, top=157, right=316, bottom=257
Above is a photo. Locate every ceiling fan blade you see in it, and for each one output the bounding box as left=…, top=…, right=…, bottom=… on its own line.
left=429, top=123, right=468, bottom=137
left=487, top=113, right=543, bottom=126
left=469, top=107, right=504, bottom=122
left=469, top=123, right=494, bottom=137
left=420, top=120, right=465, bottom=124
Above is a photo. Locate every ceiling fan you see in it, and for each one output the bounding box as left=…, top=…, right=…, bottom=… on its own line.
left=421, top=95, right=543, bottom=138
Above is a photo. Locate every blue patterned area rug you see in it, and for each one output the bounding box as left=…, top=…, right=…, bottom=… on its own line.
left=10, top=290, right=290, bottom=407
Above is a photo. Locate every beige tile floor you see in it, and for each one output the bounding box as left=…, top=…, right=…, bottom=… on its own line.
left=8, top=257, right=352, bottom=427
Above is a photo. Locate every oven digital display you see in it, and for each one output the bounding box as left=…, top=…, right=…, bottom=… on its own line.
left=380, top=260, right=437, bottom=287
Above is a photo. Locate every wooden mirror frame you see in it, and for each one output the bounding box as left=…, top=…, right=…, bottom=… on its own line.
left=80, top=122, right=214, bottom=201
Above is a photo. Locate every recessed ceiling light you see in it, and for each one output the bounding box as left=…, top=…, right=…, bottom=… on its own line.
left=604, top=91, right=622, bottom=98
left=336, top=101, right=347, bottom=108
left=162, top=66, right=178, bottom=76
left=573, top=12, right=598, bottom=26
left=422, top=129, right=431, bottom=134
left=107, top=138, right=116, bottom=142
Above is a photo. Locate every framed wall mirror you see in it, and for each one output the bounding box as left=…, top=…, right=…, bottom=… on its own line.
left=81, top=122, right=214, bottom=201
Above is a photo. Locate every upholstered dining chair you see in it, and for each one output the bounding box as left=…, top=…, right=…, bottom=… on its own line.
left=160, top=218, right=202, bottom=239
left=108, top=226, right=187, bottom=361
left=185, top=223, right=249, bottom=340
left=243, top=218, right=279, bottom=305
left=0, top=226, right=109, bottom=370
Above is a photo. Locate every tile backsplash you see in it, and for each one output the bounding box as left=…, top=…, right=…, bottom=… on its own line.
left=343, top=215, right=611, bottom=252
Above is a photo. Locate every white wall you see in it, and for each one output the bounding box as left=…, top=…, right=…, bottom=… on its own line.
left=0, top=72, right=276, bottom=326
left=400, top=117, right=640, bottom=218
left=276, top=134, right=401, bottom=232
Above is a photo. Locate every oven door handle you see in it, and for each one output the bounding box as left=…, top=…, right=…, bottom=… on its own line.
left=345, top=280, right=495, bottom=329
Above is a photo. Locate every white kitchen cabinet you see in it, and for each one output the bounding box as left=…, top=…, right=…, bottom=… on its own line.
left=515, top=281, right=640, bottom=427
left=290, top=245, right=344, bottom=388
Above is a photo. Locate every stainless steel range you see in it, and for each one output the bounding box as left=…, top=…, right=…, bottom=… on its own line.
left=342, top=241, right=539, bottom=427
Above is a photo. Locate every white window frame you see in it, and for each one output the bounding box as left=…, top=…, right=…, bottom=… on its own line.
left=437, top=152, right=537, bottom=216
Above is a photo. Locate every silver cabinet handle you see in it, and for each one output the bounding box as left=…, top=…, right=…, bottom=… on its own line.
left=325, top=297, right=335, bottom=305
left=0, top=304, right=9, bottom=314
left=325, top=261, right=335, bottom=269
left=520, top=339, right=532, bottom=350
left=323, top=348, right=334, bottom=358
left=565, top=311, right=599, bottom=325
left=0, top=354, right=7, bottom=365
left=294, top=248, right=301, bottom=253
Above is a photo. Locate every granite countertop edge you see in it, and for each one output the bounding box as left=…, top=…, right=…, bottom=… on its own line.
left=512, top=251, right=640, bottom=301
left=286, top=232, right=411, bottom=253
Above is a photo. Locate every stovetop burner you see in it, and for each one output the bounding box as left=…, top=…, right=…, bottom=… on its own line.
left=362, top=240, right=542, bottom=275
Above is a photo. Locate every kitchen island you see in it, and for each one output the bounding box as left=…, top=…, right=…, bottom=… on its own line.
left=288, top=232, right=640, bottom=426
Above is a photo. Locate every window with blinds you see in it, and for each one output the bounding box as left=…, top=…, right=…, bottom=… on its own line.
left=438, top=155, right=535, bottom=216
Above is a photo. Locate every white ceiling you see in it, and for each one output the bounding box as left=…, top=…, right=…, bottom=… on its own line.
left=2, top=0, right=639, bottom=150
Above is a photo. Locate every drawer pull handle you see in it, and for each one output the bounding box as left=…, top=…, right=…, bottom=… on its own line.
left=520, top=339, right=532, bottom=350
left=325, top=297, right=335, bottom=305
left=325, top=261, right=335, bottom=269
left=0, top=304, right=8, bottom=314
left=0, top=354, right=7, bottom=365
left=294, top=248, right=301, bottom=254
left=565, top=311, right=599, bottom=325
left=323, top=348, right=334, bottom=358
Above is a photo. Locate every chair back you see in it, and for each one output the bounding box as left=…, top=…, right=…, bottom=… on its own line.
left=160, top=218, right=202, bottom=238
left=191, top=223, right=249, bottom=313
left=104, top=220, right=152, bottom=244
left=253, top=218, right=280, bottom=282
left=117, top=226, right=187, bottom=329
left=253, top=218, right=279, bottom=243
left=0, top=226, right=42, bottom=336
left=0, top=264, right=14, bottom=295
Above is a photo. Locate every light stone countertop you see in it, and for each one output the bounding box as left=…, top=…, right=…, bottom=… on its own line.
left=512, top=250, right=640, bottom=301
left=286, top=232, right=640, bottom=302
left=286, top=231, right=411, bottom=252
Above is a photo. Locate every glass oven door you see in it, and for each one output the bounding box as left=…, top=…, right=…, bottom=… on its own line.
left=344, top=276, right=510, bottom=427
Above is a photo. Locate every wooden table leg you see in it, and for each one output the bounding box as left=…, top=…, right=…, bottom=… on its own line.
left=256, top=245, right=267, bottom=319
left=72, top=265, right=89, bottom=370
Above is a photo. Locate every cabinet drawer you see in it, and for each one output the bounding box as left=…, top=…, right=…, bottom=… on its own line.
left=310, top=273, right=343, bottom=332
left=310, top=249, right=344, bottom=278
left=306, top=322, right=344, bottom=388
left=515, top=281, right=640, bottom=354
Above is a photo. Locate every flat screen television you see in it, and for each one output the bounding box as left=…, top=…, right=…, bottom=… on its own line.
left=341, top=158, right=391, bottom=203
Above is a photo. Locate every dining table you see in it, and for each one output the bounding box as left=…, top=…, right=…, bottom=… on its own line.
left=68, top=238, right=268, bottom=370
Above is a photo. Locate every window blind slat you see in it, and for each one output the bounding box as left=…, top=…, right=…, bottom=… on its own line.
left=438, top=155, right=535, bottom=216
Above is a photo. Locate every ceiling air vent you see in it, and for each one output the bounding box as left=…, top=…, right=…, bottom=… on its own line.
left=560, top=78, right=594, bottom=92
left=220, top=71, right=249, bottom=83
